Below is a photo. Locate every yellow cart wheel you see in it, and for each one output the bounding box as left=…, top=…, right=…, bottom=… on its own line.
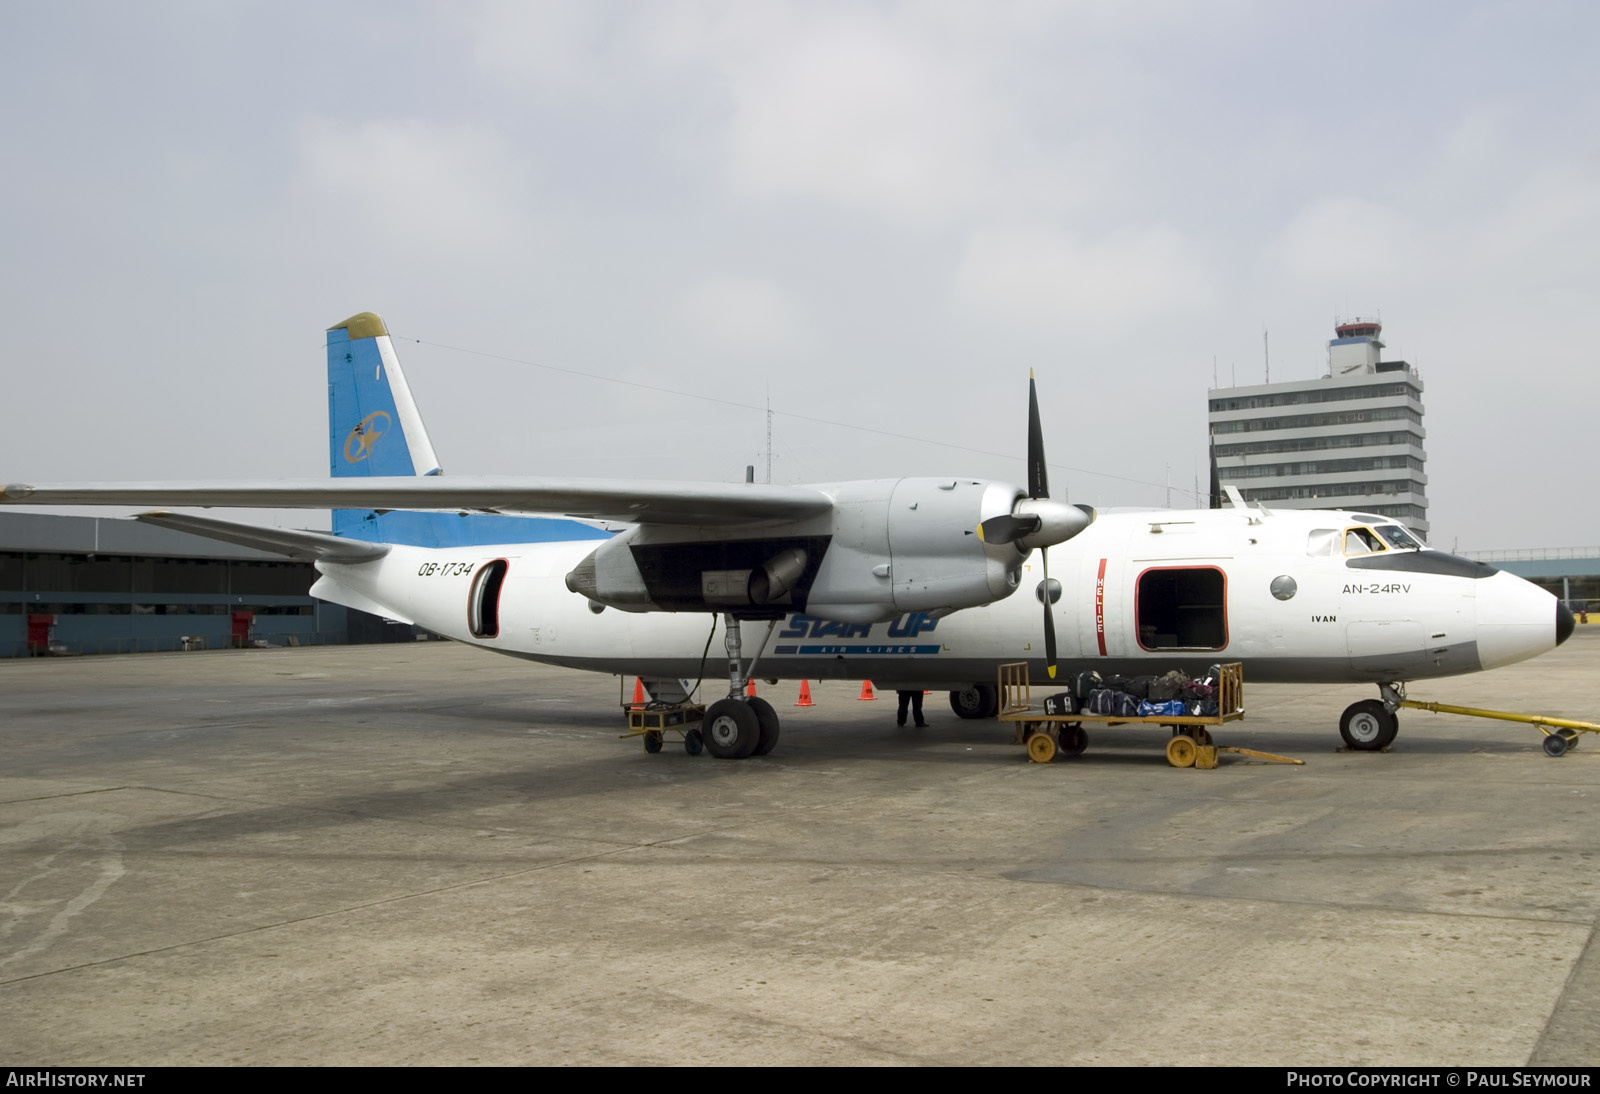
left=1166, top=734, right=1198, bottom=768
left=1027, top=732, right=1058, bottom=764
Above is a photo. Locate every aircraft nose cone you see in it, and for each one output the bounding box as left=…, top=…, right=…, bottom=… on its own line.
left=1557, top=600, right=1576, bottom=646
left=1476, top=571, right=1564, bottom=670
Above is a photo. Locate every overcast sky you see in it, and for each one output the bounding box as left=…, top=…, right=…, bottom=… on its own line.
left=2, top=1, right=1596, bottom=550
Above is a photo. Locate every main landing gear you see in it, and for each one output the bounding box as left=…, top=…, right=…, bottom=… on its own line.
left=701, top=615, right=781, bottom=760
left=1339, top=682, right=1404, bottom=751
left=949, top=683, right=999, bottom=720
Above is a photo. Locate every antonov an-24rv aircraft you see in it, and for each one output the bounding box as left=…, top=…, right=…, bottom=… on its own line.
left=2, top=312, right=1574, bottom=760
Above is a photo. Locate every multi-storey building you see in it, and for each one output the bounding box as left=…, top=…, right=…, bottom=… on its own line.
left=1207, top=318, right=1429, bottom=537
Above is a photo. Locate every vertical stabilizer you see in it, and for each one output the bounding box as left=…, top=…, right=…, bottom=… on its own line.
left=328, top=312, right=440, bottom=480
left=326, top=312, right=608, bottom=546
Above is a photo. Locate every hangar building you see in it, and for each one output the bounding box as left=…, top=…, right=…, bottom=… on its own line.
left=0, top=512, right=410, bottom=657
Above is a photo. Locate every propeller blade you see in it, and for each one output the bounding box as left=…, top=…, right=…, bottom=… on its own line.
left=1042, top=547, right=1057, bottom=679
left=1027, top=373, right=1048, bottom=500
left=1208, top=429, right=1222, bottom=510
left=977, top=512, right=1041, bottom=544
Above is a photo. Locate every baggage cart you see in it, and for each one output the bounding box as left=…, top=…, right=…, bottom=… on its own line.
left=995, top=662, right=1299, bottom=768
left=622, top=702, right=707, bottom=755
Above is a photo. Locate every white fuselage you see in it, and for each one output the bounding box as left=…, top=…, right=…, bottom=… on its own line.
left=312, top=507, right=1561, bottom=688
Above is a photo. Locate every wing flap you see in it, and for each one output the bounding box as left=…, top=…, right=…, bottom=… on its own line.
left=135, top=512, right=391, bottom=563
left=5, top=477, right=834, bottom=526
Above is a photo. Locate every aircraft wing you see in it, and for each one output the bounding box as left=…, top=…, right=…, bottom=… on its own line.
left=134, top=512, right=391, bottom=563
left=2, top=477, right=836, bottom=527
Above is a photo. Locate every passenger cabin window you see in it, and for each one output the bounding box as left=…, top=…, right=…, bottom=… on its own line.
left=1375, top=525, right=1423, bottom=550
left=1343, top=527, right=1386, bottom=555
left=468, top=559, right=509, bottom=638
left=1136, top=567, right=1226, bottom=650
left=1306, top=529, right=1339, bottom=557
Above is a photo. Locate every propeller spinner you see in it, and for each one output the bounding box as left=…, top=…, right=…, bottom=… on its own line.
left=976, top=374, right=1093, bottom=679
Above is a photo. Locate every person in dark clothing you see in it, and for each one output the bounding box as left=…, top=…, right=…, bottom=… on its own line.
left=896, top=689, right=928, bottom=727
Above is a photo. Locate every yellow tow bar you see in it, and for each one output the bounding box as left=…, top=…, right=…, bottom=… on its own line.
left=1398, top=699, right=1600, bottom=757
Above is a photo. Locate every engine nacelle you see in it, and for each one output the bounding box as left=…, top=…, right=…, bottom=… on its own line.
left=564, top=526, right=654, bottom=611
left=565, top=529, right=834, bottom=614
left=565, top=477, right=1034, bottom=623
left=806, top=478, right=1026, bottom=622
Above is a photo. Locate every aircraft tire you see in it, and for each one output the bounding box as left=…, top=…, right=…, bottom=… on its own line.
left=746, top=696, right=781, bottom=757
left=704, top=698, right=760, bottom=759
left=949, top=684, right=999, bottom=720
left=1340, top=700, right=1398, bottom=751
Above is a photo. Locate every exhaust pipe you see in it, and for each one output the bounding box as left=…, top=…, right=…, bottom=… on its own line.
left=749, top=547, right=808, bottom=604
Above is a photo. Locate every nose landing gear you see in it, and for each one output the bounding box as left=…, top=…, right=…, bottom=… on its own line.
left=1340, top=682, right=1405, bottom=751
left=1340, top=699, right=1399, bottom=751
left=1344, top=682, right=1599, bottom=757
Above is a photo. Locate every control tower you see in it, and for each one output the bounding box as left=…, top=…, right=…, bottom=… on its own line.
left=1206, top=318, right=1428, bottom=536
left=1329, top=317, right=1394, bottom=375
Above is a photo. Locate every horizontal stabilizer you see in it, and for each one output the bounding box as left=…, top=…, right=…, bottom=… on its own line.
left=6, top=477, right=836, bottom=527
left=134, top=512, right=391, bottom=563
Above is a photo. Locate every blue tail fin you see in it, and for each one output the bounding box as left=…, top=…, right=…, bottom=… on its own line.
left=326, top=312, right=608, bottom=546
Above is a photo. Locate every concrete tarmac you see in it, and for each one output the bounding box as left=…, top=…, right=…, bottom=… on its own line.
left=2, top=631, right=1598, bottom=1066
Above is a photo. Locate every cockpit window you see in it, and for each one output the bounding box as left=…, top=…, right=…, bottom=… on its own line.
left=1374, top=525, right=1423, bottom=551
left=1343, top=527, right=1386, bottom=555
left=1306, top=529, right=1339, bottom=557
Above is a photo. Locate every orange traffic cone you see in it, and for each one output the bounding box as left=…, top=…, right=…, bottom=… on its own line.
left=631, top=677, right=646, bottom=707
left=795, top=680, right=815, bottom=707
left=858, top=680, right=876, bottom=701
left=746, top=678, right=757, bottom=697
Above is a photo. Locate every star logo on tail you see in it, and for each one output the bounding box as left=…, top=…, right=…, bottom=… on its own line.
left=343, top=411, right=392, bottom=463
